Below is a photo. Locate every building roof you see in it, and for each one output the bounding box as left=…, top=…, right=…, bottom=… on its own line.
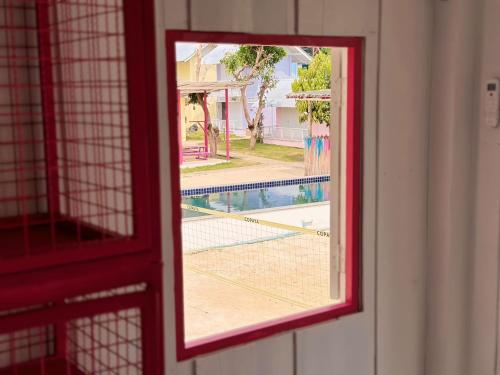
left=285, top=46, right=313, bottom=64
left=202, top=44, right=239, bottom=64
left=178, top=81, right=251, bottom=95
left=260, top=79, right=297, bottom=108
left=175, top=43, right=217, bottom=62
left=175, top=42, right=312, bottom=65
left=175, top=43, right=198, bottom=61
left=286, top=89, right=331, bottom=101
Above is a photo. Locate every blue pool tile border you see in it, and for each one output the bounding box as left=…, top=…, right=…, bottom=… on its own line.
left=181, top=175, right=330, bottom=197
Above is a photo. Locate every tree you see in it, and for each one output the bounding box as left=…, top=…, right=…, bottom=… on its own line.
left=187, top=93, right=219, bottom=157
left=188, top=44, right=219, bottom=157
left=221, top=45, right=286, bottom=150
left=302, top=47, right=330, bottom=56
left=292, top=50, right=331, bottom=133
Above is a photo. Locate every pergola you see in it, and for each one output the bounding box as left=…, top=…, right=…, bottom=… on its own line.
left=286, top=89, right=331, bottom=136
left=177, top=81, right=250, bottom=163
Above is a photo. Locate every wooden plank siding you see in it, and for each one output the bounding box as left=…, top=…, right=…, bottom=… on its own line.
left=156, top=0, right=431, bottom=374
left=157, top=1, right=192, bottom=374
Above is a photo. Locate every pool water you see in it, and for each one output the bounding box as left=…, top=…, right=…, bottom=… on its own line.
left=182, top=181, right=330, bottom=218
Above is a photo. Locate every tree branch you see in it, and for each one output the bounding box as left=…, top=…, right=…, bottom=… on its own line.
left=194, top=45, right=207, bottom=81
left=235, top=47, right=274, bottom=82
left=253, top=81, right=269, bottom=127
left=240, top=86, right=253, bottom=128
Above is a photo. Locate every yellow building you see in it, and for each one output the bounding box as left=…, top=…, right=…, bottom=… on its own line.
left=176, top=44, right=218, bottom=142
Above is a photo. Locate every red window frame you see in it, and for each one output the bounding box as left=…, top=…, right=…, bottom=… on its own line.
left=165, top=30, right=363, bottom=360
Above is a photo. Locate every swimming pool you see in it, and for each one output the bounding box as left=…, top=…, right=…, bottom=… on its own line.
left=181, top=177, right=330, bottom=218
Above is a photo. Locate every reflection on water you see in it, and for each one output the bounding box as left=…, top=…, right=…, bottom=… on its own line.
left=182, top=182, right=330, bottom=218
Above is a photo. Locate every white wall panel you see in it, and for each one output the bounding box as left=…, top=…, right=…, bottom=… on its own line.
left=190, top=0, right=253, bottom=32
left=296, top=316, right=373, bottom=375
left=164, top=0, right=189, bottom=30
left=157, top=0, right=196, bottom=374
left=157, top=0, right=433, bottom=374
left=251, top=0, right=295, bottom=35
left=377, top=0, right=433, bottom=374
left=191, top=0, right=294, bottom=34
left=468, top=0, right=500, bottom=374
left=426, top=1, right=481, bottom=375
left=196, top=334, right=294, bottom=375
left=298, top=0, right=378, bottom=36
left=175, top=361, right=195, bottom=375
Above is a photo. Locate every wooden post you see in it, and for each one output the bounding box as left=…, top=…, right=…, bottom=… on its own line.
left=177, top=90, right=183, bottom=164
left=225, top=89, right=230, bottom=160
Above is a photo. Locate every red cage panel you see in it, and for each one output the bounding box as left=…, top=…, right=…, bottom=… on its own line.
left=0, top=0, right=158, bottom=271
left=0, top=284, right=161, bottom=375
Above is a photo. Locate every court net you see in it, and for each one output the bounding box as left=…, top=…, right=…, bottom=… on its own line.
left=181, top=204, right=335, bottom=308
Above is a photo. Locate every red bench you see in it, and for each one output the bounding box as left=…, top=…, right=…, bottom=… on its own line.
left=183, top=146, right=209, bottom=160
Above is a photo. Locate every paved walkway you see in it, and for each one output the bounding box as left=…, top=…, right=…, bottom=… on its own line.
left=180, top=151, right=305, bottom=189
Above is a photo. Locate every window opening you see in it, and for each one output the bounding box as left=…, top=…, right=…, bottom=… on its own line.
left=166, top=32, right=362, bottom=359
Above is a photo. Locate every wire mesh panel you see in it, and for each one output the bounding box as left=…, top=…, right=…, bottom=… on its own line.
left=53, top=0, right=132, bottom=237
left=0, top=0, right=157, bottom=265
left=0, top=326, right=54, bottom=371
left=0, top=2, right=45, bottom=222
left=67, top=307, right=143, bottom=374
left=0, top=285, right=154, bottom=375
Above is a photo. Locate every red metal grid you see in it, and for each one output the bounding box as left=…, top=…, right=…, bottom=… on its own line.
left=0, top=0, right=161, bottom=271
left=0, top=285, right=161, bottom=375
left=0, top=0, right=163, bottom=372
left=0, top=0, right=132, bottom=254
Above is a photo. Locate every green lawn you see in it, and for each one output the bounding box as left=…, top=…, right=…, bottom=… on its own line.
left=186, top=130, right=304, bottom=163
left=185, top=131, right=204, bottom=141
left=186, top=129, right=242, bottom=142
left=229, top=139, right=304, bottom=162
left=180, top=157, right=258, bottom=174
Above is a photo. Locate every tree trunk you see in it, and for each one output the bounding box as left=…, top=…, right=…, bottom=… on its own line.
left=238, top=67, right=270, bottom=151
left=249, top=128, right=258, bottom=150
left=256, top=122, right=264, bottom=143
left=200, top=93, right=219, bottom=157
left=240, top=87, right=253, bottom=127
left=208, top=125, right=218, bottom=157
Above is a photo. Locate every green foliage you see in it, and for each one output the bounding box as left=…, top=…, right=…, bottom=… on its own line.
left=221, top=46, right=287, bottom=136
left=221, top=46, right=287, bottom=82
left=187, top=93, right=201, bottom=105
left=292, top=50, right=331, bottom=125
left=301, top=47, right=330, bottom=57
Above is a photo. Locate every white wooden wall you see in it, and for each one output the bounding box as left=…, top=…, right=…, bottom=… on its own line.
left=467, top=0, right=500, bottom=374
left=155, top=1, right=432, bottom=374
left=425, top=1, right=481, bottom=374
